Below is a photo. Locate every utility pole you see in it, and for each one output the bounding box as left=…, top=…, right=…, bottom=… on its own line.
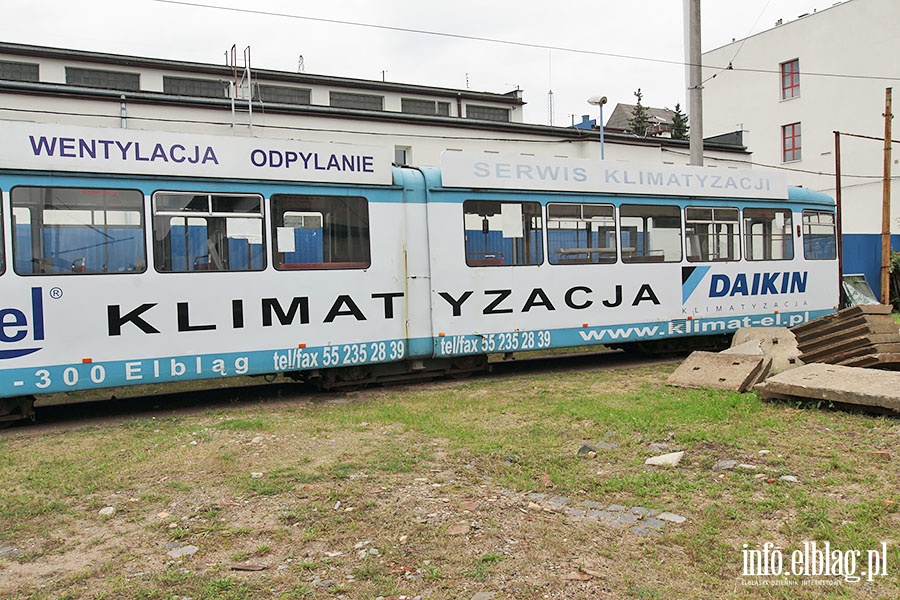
left=881, top=88, right=893, bottom=305
left=685, top=0, right=703, bottom=166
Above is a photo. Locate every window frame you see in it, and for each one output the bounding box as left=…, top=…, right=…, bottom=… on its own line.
left=781, top=59, right=800, bottom=100
left=463, top=199, right=544, bottom=267
left=0, top=193, right=5, bottom=276
left=782, top=122, right=802, bottom=163
left=684, top=206, right=741, bottom=263
left=743, top=207, right=794, bottom=262
left=618, top=204, right=683, bottom=264
left=802, top=209, right=837, bottom=260
left=270, top=194, right=371, bottom=271
left=10, top=185, right=146, bottom=276
left=546, top=202, right=617, bottom=265
left=151, top=191, right=265, bottom=273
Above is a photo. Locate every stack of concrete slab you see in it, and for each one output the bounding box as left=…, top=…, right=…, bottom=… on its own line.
left=790, top=304, right=900, bottom=369
left=755, top=363, right=900, bottom=413
left=667, top=327, right=801, bottom=393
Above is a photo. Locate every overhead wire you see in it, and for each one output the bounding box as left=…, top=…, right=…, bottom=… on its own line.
left=149, top=0, right=900, bottom=84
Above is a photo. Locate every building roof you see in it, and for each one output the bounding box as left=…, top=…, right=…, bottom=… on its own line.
left=0, top=41, right=524, bottom=107
left=605, top=103, right=677, bottom=134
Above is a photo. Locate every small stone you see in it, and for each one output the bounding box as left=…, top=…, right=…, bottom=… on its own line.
left=597, top=441, right=620, bottom=450
left=657, top=512, right=687, bottom=524
left=471, top=593, right=497, bottom=600
left=564, top=508, right=587, bottom=517
left=577, top=444, right=598, bottom=456
left=631, top=526, right=658, bottom=536
left=99, top=506, right=116, bottom=517
left=166, top=544, right=199, bottom=559
left=250, top=472, right=264, bottom=479
left=503, top=454, right=520, bottom=464
left=0, top=545, right=20, bottom=558
left=758, top=450, right=772, bottom=455
left=157, top=512, right=170, bottom=519
left=251, top=436, right=263, bottom=444
left=565, top=570, right=592, bottom=581
left=580, top=501, right=605, bottom=509
left=642, top=517, right=667, bottom=529
left=645, top=451, right=685, bottom=467
left=712, top=459, right=737, bottom=471
left=779, top=475, right=799, bottom=483
left=738, top=464, right=758, bottom=471
left=648, top=443, right=671, bottom=453
left=631, top=506, right=650, bottom=516
left=527, top=502, right=542, bottom=511
left=447, top=522, right=470, bottom=536
left=606, top=504, right=626, bottom=512
left=459, top=500, right=479, bottom=512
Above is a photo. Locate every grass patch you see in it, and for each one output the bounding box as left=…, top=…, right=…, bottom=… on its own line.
left=1, top=360, right=898, bottom=599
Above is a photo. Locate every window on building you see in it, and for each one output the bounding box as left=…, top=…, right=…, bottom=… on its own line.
left=547, top=203, right=616, bottom=264
left=781, top=59, right=800, bottom=100
left=465, top=105, right=510, bottom=122
left=330, top=91, right=384, bottom=111
left=11, top=187, right=145, bottom=275
left=401, top=98, right=451, bottom=116
left=152, top=192, right=264, bottom=272
left=394, top=146, right=411, bottom=165
left=66, top=67, right=140, bottom=91
left=782, top=122, right=801, bottom=162
left=464, top=200, right=543, bottom=266
left=0, top=60, right=39, bottom=82
left=685, top=207, right=740, bottom=262
left=619, top=204, right=682, bottom=263
left=271, top=195, right=370, bottom=269
left=256, top=84, right=311, bottom=105
left=802, top=210, right=837, bottom=260
left=163, top=76, right=228, bottom=99
left=744, top=208, right=793, bottom=261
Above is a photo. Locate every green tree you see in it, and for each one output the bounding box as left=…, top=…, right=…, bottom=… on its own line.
left=671, top=103, right=689, bottom=140
left=628, top=88, right=651, bottom=137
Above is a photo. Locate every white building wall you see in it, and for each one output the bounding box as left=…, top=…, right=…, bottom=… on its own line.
left=702, top=0, right=900, bottom=237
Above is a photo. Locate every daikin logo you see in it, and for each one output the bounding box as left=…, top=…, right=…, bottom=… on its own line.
left=682, top=267, right=808, bottom=303
left=0, top=288, right=45, bottom=359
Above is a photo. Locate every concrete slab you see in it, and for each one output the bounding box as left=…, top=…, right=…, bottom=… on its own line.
left=729, top=327, right=802, bottom=374
left=754, top=363, right=900, bottom=412
left=667, top=351, right=770, bottom=393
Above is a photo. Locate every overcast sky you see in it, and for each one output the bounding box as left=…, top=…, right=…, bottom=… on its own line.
left=0, top=0, right=838, bottom=126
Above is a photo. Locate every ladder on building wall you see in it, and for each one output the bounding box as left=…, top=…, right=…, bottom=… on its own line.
left=227, top=45, right=253, bottom=131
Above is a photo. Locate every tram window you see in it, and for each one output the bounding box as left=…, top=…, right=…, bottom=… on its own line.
left=152, top=192, right=264, bottom=272
left=10, top=186, right=145, bottom=275
left=464, top=200, right=543, bottom=267
left=802, top=210, right=837, bottom=260
left=685, top=207, right=740, bottom=262
left=744, top=208, right=793, bottom=261
left=0, top=200, right=4, bottom=275
left=547, top=203, right=616, bottom=265
left=619, top=204, right=682, bottom=263
left=271, top=195, right=370, bottom=270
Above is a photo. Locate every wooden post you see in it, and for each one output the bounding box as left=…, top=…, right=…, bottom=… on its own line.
left=882, top=88, right=893, bottom=305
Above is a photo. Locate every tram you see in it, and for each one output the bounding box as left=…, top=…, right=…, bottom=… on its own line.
left=0, top=120, right=839, bottom=422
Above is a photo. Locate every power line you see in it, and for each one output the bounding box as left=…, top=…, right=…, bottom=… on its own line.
left=149, top=0, right=900, bottom=84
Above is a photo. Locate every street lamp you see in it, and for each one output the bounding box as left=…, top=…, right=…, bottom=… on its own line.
left=587, top=95, right=608, bottom=159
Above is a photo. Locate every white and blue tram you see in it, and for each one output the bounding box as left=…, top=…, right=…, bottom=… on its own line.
left=0, top=121, right=839, bottom=422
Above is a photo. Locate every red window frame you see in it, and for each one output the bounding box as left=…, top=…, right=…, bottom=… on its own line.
left=781, top=59, right=800, bottom=100
left=782, top=122, right=801, bottom=162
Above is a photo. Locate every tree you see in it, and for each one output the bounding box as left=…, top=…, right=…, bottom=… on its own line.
left=628, top=88, right=651, bottom=137
left=671, top=103, right=690, bottom=140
